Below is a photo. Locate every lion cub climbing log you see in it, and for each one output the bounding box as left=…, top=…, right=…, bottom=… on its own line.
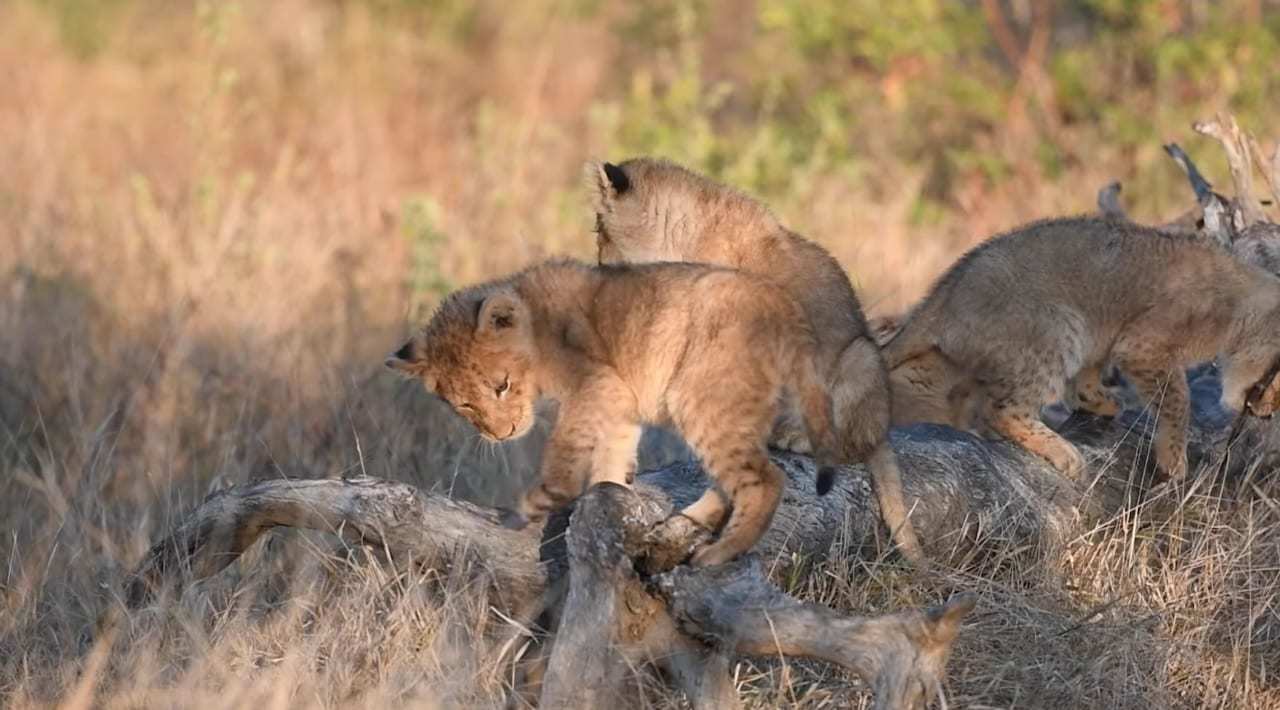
left=387, top=259, right=846, bottom=567
left=587, top=157, right=924, bottom=565
left=884, top=215, right=1280, bottom=480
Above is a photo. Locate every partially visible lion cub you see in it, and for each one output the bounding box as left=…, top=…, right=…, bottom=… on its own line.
left=869, top=314, right=1122, bottom=433
left=586, top=157, right=924, bottom=564
left=387, top=258, right=847, bottom=567
left=883, top=215, right=1280, bottom=480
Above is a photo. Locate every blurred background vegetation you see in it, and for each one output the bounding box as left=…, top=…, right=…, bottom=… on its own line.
left=2, top=0, right=1277, bottom=507
left=10, top=1, right=1279, bottom=307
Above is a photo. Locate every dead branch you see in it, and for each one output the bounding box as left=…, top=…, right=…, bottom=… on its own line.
left=1099, top=122, right=1280, bottom=275
left=121, top=471, right=980, bottom=709
left=123, top=478, right=546, bottom=609
left=1163, top=123, right=1280, bottom=273
left=120, top=367, right=1272, bottom=707
left=1097, top=181, right=1127, bottom=220
left=540, top=483, right=976, bottom=710
left=1164, top=143, right=1216, bottom=206
left=1194, top=113, right=1268, bottom=228
left=1154, top=143, right=1223, bottom=239
left=1248, top=134, right=1280, bottom=209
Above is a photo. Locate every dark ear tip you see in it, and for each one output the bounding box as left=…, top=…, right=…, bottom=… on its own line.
left=393, top=341, right=414, bottom=360
left=602, top=162, right=630, bottom=194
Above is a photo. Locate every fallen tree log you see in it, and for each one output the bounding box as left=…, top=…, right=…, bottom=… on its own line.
left=120, top=473, right=978, bottom=709
left=116, top=358, right=1278, bottom=708
left=122, top=117, right=1280, bottom=704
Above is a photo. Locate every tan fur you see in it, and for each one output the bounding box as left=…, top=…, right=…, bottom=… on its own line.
left=878, top=213, right=1280, bottom=434
left=586, top=157, right=924, bottom=564
left=870, top=316, right=1120, bottom=433
left=883, top=215, right=1280, bottom=480
left=388, top=259, right=844, bottom=567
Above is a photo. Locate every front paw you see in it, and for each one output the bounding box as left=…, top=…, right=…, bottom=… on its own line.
left=497, top=507, right=531, bottom=530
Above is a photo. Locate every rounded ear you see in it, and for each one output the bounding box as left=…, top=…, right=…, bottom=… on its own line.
left=585, top=159, right=630, bottom=211
left=385, top=339, right=424, bottom=375
left=477, top=290, right=529, bottom=338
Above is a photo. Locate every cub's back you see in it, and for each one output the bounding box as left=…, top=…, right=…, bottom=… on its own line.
left=588, top=262, right=806, bottom=371
left=916, top=216, right=1251, bottom=327
left=728, top=229, right=868, bottom=349
left=592, top=261, right=803, bottom=331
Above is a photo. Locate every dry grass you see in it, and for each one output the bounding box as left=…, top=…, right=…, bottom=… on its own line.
left=2, top=1, right=1279, bottom=707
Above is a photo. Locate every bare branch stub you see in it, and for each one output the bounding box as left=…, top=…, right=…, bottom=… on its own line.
left=1163, top=143, right=1216, bottom=206
left=1246, top=133, right=1280, bottom=210
left=1097, top=181, right=1127, bottom=220
left=1158, top=142, right=1225, bottom=240
left=1270, top=142, right=1280, bottom=207
left=1194, top=113, right=1268, bottom=228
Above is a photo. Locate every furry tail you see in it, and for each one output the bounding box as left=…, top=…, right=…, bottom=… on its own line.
left=792, top=353, right=842, bottom=496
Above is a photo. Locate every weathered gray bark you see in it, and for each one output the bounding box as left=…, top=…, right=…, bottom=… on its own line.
left=1194, top=114, right=1269, bottom=228
left=117, top=359, right=1275, bottom=709
left=121, top=464, right=980, bottom=709
left=123, top=478, right=547, bottom=609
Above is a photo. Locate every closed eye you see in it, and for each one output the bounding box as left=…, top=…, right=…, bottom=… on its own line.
left=456, top=402, right=476, bottom=414
left=494, top=375, right=510, bottom=398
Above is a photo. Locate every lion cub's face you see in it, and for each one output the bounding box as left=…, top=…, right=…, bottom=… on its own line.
left=386, top=290, right=539, bottom=442
left=587, top=158, right=696, bottom=266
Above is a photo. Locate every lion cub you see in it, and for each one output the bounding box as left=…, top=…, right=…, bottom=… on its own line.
left=883, top=215, right=1280, bottom=480
left=869, top=314, right=1122, bottom=433
left=587, top=157, right=924, bottom=564
left=387, top=259, right=845, bottom=567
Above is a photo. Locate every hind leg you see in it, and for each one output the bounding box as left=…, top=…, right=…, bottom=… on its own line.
left=1111, top=343, right=1189, bottom=480
left=685, top=451, right=783, bottom=567
left=669, top=365, right=784, bottom=567
left=985, top=387, right=1086, bottom=479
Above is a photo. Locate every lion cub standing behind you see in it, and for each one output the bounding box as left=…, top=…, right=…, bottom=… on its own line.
left=884, top=216, right=1280, bottom=479
left=587, top=158, right=924, bottom=564
left=388, top=259, right=845, bottom=567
